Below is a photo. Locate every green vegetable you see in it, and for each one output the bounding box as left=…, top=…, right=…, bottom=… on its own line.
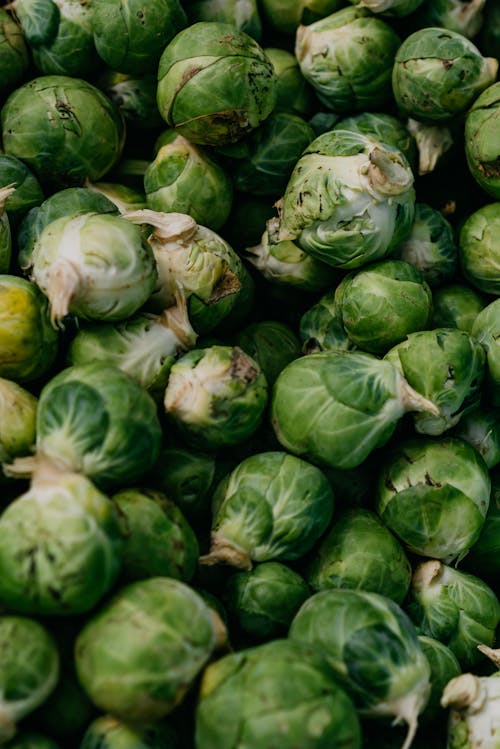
left=271, top=350, right=438, bottom=469
left=0, top=377, right=37, bottom=482
left=201, top=451, right=334, bottom=569
left=418, top=636, right=461, bottom=721
left=0, top=10, right=29, bottom=96
left=224, top=562, right=310, bottom=640
left=98, top=71, right=163, bottom=130
left=296, top=7, right=401, bottom=113
left=406, top=560, right=500, bottom=669
left=347, top=0, right=424, bottom=16
left=1, top=76, right=125, bottom=186
left=265, top=47, right=316, bottom=117
left=75, top=577, right=227, bottom=722
left=0, top=465, right=122, bottom=615
left=157, top=22, right=276, bottom=145
left=472, top=298, right=500, bottom=405
left=452, top=406, right=500, bottom=468
left=187, top=0, right=262, bottom=41
left=432, top=283, right=486, bottom=332
left=459, top=202, right=500, bottom=294
left=234, top=320, right=301, bottom=386
left=392, top=27, right=497, bottom=123
left=299, top=290, right=354, bottom=355
left=289, top=589, right=431, bottom=749
left=376, top=437, right=491, bottom=563
left=0, top=155, right=44, bottom=221
left=164, top=345, right=268, bottom=450
left=112, top=488, right=199, bottom=583
left=0, top=617, right=59, bottom=744
left=79, top=715, right=178, bottom=749
left=277, top=129, right=416, bottom=269
left=306, top=508, right=411, bottom=604
left=413, top=0, right=487, bottom=38
left=196, top=639, right=361, bottom=749
left=333, top=112, right=417, bottom=172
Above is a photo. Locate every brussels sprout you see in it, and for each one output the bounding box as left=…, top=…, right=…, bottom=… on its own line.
left=124, top=211, right=253, bottom=334
left=413, top=0, right=487, bottom=38
left=157, top=22, right=276, bottom=146
left=33, top=363, right=161, bottom=488
left=259, top=0, right=350, bottom=34
left=0, top=377, right=37, bottom=481
left=406, top=119, right=454, bottom=176
left=0, top=275, right=59, bottom=383
left=376, top=437, right=490, bottom=563
left=392, top=203, right=457, bottom=287
left=0, top=185, right=14, bottom=273
left=265, top=47, right=316, bottom=117
left=201, top=451, right=333, bottom=570
left=276, top=129, right=416, bottom=270
left=333, top=112, right=417, bottom=172
left=196, top=639, right=361, bottom=749
left=441, top=649, right=500, bottom=749
left=464, top=469, right=500, bottom=582
left=31, top=212, right=157, bottom=326
left=406, top=560, right=500, bottom=669
left=0, top=10, right=29, bottom=97
left=187, top=0, right=262, bottom=40
left=465, top=82, right=500, bottom=199
left=150, top=444, right=217, bottom=525
left=0, top=466, right=122, bottom=615
left=98, top=71, right=163, bottom=130
left=418, top=636, right=461, bottom=722
left=392, top=28, right=497, bottom=123
left=1, top=76, right=125, bottom=186
left=0, top=617, right=59, bottom=744
left=164, top=345, right=267, bottom=450
left=306, top=508, right=411, bottom=604
left=68, top=293, right=197, bottom=399
left=347, top=0, right=424, bottom=15
left=271, top=350, right=438, bottom=470
left=335, top=260, right=433, bottom=354
left=245, top=218, right=339, bottom=293
left=0, top=156, right=44, bottom=221
left=432, top=283, right=486, bottom=332
left=144, top=135, right=233, bottom=231
left=75, top=577, right=227, bottom=723
left=112, top=488, right=199, bottom=583
left=299, top=290, right=354, bottom=355
left=385, top=328, right=485, bottom=435
left=296, top=7, right=401, bottom=114
left=459, top=202, right=500, bottom=294
left=4, top=734, right=61, bottom=749
left=220, top=112, right=315, bottom=197
left=289, top=589, right=431, bottom=749
left=91, top=0, right=186, bottom=74
left=452, top=406, right=500, bottom=469
left=15, top=0, right=97, bottom=77
left=80, top=715, right=178, bottom=749
left=17, top=187, right=117, bottom=272
left=234, top=320, right=301, bottom=386
left=472, top=299, right=500, bottom=405
left=224, top=562, right=310, bottom=640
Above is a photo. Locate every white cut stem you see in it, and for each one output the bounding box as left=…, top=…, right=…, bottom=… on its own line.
left=122, top=209, right=197, bottom=242
left=46, top=259, right=82, bottom=327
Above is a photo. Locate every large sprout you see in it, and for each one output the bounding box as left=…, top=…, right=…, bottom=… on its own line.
left=30, top=363, right=162, bottom=488
left=195, top=639, right=361, bottom=749
left=123, top=211, right=254, bottom=334
left=0, top=275, right=59, bottom=383
left=111, top=488, right=199, bottom=583
left=296, top=7, right=401, bottom=113
left=306, top=508, right=412, bottom=605
left=289, top=589, right=431, bottom=749
left=376, top=437, right=491, bottom=563
left=0, top=617, right=59, bottom=744
left=14, top=0, right=97, bottom=77
left=271, top=350, right=438, bottom=470
left=75, top=577, right=227, bottom=723
left=459, top=202, right=500, bottom=295
left=0, top=466, right=122, bottom=615
left=276, top=129, right=416, bottom=270
left=156, top=22, right=277, bottom=146
left=334, top=259, right=433, bottom=354
left=1, top=76, right=125, bottom=186
left=384, top=328, right=486, bottom=435
left=31, top=211, right=157, bottom=326
left=200, top=451, right=334, bottom=570
left=91, top=0, right=187, bottom=74
left=392, top=28, right=497, bottom=122
left=164, top=345, right=268, bottom=450
left=465, top=81, right=500, bottom=198
left=406, top=560, right=500, bottom=669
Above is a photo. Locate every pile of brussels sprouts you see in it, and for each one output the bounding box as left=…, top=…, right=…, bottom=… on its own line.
left=1, top=0, right=500, bottom=747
